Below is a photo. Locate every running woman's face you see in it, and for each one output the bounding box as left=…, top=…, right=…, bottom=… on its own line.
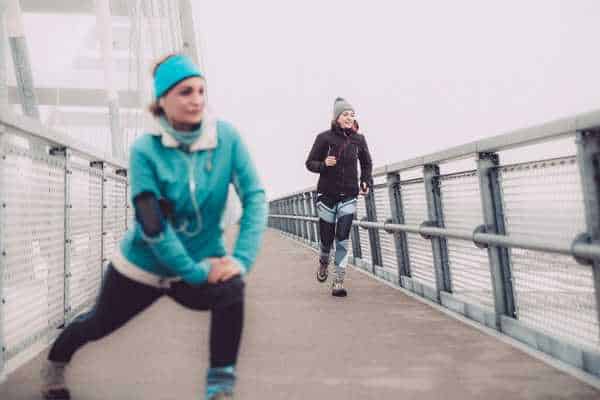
left=336, top=110, right=355, bottom=130
left=160, top=77, right=205, bottom=129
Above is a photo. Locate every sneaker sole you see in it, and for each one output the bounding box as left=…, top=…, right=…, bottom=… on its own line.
left=316, top=267, right=328, bottom=282
left=42, top=388, right=71, bottom=400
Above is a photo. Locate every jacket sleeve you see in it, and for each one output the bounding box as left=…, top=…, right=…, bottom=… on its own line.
left=305, top=134, right=327, bottom=173
left=358, top=135, right=373, bottom=188
left=129, top=144, right=211, bottom=285
left=229, top=130, right=267, bottom=275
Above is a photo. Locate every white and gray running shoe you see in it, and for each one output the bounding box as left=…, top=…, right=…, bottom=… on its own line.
left=331, top=279, right=347, bottom=297
left=316, top=258, right=329, bottom=282
left=41, top=360, right=70, bottom=400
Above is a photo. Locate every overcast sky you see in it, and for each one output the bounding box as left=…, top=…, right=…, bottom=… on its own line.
left=12, top=1, right=600, bottom=199
left=193, top=0, right=600, bottom=198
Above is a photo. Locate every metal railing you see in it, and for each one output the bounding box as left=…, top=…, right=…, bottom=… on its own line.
left=269, top=109, right=600, bottom=377
left=0, top=111, right=129, bottom=379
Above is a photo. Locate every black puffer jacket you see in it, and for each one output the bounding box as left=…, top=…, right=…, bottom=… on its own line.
left=305, top=125, right=373, bottom=197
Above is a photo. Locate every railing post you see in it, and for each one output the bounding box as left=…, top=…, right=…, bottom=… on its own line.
left=387, top=172, right=411, bottom=282
left=278, top=200, right=283, bottom=231
left=281, top=199, right=287, bottom=233
left=290, top=197, right=296, bottom=236
left=292, top=197, right=297, bottom=237
left=300, top=193, right=308, bottom=242
left=284, top=199, right=288, bottom=233
left=305, top=193, right=312, bottom=243
left=312, top=191, right=321, bottom=246
left=364, top=189, right=382, bottom=270
left=307, top=192, right=316, bottom=244
left=300, top=194, right=307, bottom=240
left=286, top=197, right=296, bottom=236
left=284, top=198, right=289, bottom=234
left=100, top=162, right=108, bottom=277
left=0, top=142, right=5, bottom=382
left=293, top=196, right=300, bottom=238
left=63, top=149, right=72, bottom=322
left=476, top=152, right=516, bottom=325
left=273, top=201, right=278, bottom=230
left=350, top=210, right=362, bottom=261
left=423, top=164, right=451, bottom=296
left=282, top=199, right=287, bottom=233
left=292, top=195, right=300, bottom=239
left=267, top=202, right=271, bottom=228
left=268, top=201, right=273, bottom=229
left=575, top=130, right=600, bottom=330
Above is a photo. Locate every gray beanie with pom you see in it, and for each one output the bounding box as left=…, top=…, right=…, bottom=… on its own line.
left=333, top=97, right=354, bottom=122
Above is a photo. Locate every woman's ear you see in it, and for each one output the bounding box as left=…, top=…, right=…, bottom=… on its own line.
left=158, top=97, right=165, bottom=109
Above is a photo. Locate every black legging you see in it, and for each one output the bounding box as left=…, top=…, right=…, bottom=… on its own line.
left=48, top=265, right=244, bottom=368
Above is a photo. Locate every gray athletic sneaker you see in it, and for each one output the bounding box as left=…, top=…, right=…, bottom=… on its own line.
left=331, top=279, right=347, bottom=297
left=317, top=260, right=329, bottom=282
left=41, top=360, right=70, bottom=400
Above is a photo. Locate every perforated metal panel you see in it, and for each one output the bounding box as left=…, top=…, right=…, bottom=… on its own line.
left=498, top=157, right=598, bottom=349
left=356, top=195, right=371, bottom=263
left=67, top=155, right=103, bottom=317
left=374, top=186, right=397, bottom=272
left=401, top=180, right=436, bottom=288
left=0, top=142, right=65, bottom=359
left=102, top=169, right=128, bottom=268
left=440, top=172, right=494, bottom=310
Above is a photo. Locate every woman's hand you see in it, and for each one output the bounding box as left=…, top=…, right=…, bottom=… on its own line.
left=324, top=156, right=337, bottom=167
left=207, top=257, right=242, bottom=283
left=360, top=181, right=369, bottom=195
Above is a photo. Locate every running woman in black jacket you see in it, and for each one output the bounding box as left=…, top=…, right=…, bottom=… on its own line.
left=305, top=98, right=373, bottom=296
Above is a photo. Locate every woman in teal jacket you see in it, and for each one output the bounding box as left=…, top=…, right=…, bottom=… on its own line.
left=41, top=54, right=267, bottom=400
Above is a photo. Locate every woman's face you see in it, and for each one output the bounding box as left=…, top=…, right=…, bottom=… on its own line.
left=159, top=77, right=205, bottom=129
left=336, top=110, right=355, bottom=130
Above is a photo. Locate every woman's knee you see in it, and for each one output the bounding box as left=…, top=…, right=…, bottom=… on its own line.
left=68, top=311, right=108, bottom=342
left=335, top=214, right=353, bottom=241
left=213, top=276, right=245, bottom=309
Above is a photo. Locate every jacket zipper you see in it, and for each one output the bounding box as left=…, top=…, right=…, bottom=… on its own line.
left=175, top=150, right=203, bottom=236
left=340, top=135, right=349, bottom=192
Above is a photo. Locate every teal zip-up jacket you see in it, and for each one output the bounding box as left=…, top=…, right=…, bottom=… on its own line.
left=117, top=113, right=267, bottom=285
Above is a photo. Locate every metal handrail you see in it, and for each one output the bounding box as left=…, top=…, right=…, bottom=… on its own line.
left=268, top=214, right=600, bottom=261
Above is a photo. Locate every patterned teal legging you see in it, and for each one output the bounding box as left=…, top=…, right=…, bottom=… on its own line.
left=316, top=194, right=357, bottom=281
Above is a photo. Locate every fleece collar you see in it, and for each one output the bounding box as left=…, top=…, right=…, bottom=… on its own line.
left=151, top=110, right=218, bottom=151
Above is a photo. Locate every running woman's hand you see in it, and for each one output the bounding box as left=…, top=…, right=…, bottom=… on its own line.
left=324, top=156, right=337, bottom=167
left=207, top=257, right=242, bottom=283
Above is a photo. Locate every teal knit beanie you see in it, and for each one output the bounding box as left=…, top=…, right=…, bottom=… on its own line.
left=154, top=54, right=203, bottom=99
